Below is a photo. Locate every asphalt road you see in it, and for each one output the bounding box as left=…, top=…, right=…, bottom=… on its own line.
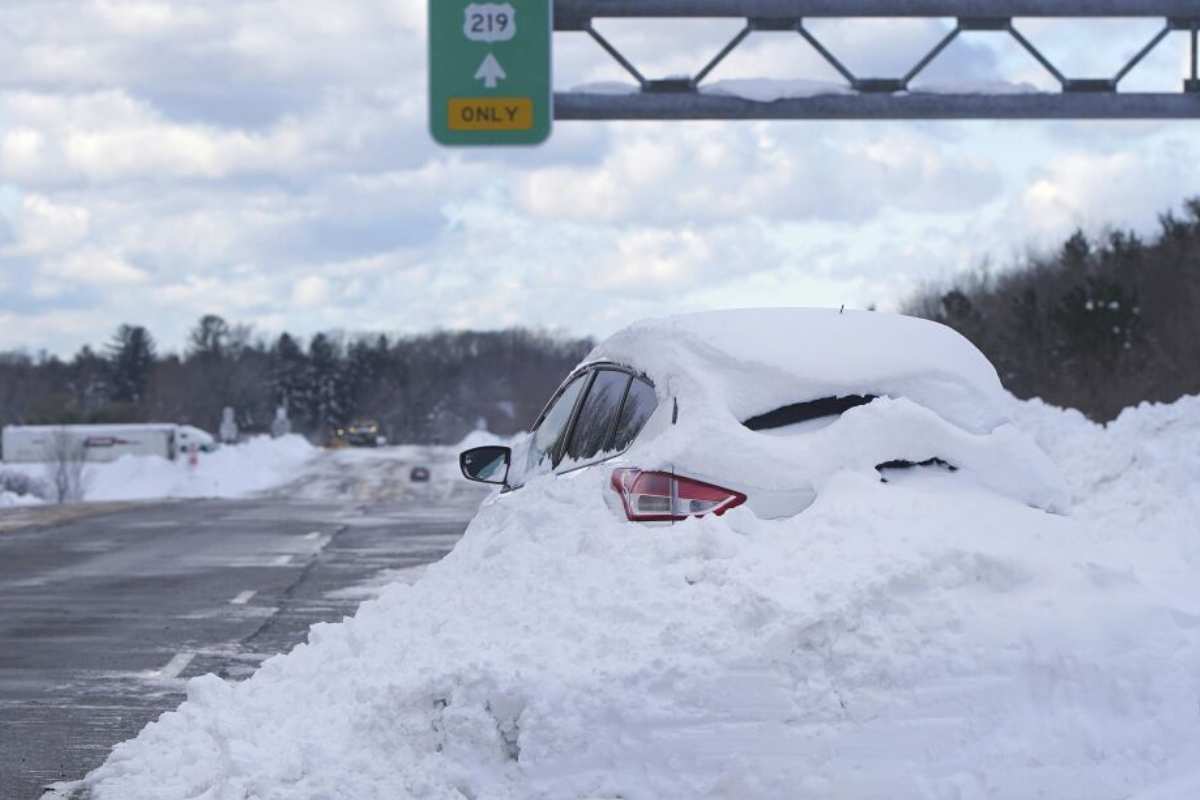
left=0, top=490, right=480, bottom=800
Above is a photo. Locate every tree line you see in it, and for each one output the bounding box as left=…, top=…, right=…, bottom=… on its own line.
left=0, top=319, right=593, bottom=444
left=905, top=197, right=1200, bottom=422
left=5, top=196, right=1198, bottom=440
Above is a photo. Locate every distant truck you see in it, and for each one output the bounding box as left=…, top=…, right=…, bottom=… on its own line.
left=0, top=424, right=217, bottom=464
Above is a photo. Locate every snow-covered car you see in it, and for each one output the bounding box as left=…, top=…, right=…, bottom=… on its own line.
left=460, top=308, right=1066, bottom=518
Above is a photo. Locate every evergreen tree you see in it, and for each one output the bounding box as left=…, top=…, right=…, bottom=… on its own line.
left=307, top=333, right=349, bottom=435
left=270, top=333, right=309, bottom=420
left=107, top=324, right=156, bottom=404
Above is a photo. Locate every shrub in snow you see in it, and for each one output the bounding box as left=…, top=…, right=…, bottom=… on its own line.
left=0, top=468, right=47, bottom=501
left=42, top=429, right=88, bottom=504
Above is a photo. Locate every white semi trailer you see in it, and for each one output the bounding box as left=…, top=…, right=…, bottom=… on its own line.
left=0, top=424, right=217, bottom=464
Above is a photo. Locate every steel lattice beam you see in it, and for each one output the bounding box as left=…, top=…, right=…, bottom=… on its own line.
left=552, top=0, right=1200, bottom=119
left=555, top=91, right=1200, bottom=119
left=555, top=1, right=1200, bottom=22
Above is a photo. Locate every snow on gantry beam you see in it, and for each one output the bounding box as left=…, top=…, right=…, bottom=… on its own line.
left=554, top=0, right=1200, bottom=23
left=554, top=91, right=1200, bottom=119
left=552, top=1, right=1200, bottom=119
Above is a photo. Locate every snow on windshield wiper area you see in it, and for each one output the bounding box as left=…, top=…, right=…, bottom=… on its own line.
left=742, top=394, right=878, bottom=431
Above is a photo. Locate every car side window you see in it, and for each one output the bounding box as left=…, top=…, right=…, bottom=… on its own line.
left=521, top=374, right=588, bottom=480
left=611, top=378, right=657, bottom=453
left=563, top=369, right=632, bottom=465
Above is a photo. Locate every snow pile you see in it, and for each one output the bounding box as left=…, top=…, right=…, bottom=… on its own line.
left=71, top=435, right=316, bottom=502
left=1012, top=394, right=1200, bottom=589
left=79, top=393, right=1200, bottom=800
left=0, top=490, right=43, bottom=508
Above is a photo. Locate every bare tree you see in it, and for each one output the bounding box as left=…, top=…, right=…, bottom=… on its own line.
left=43, top=429, right=88, bottom=504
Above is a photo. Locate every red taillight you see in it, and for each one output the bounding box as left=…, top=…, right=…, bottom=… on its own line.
left=610, top=468, right=746, bottom=522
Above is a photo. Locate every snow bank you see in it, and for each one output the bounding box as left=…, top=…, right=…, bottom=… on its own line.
left=85, top=435, right=316, bottom=501
left=0, top=490, right=43, bottom=508
left=80, top=393, right=1200, bottom=800
left=3, top=435, right=317, bottom=503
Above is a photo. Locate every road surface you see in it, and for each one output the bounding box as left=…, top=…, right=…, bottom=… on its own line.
left=0, top=448, right=487, bottom=800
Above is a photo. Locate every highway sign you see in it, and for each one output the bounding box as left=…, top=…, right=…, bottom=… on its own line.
left=429, top=0, right=552, bottom=145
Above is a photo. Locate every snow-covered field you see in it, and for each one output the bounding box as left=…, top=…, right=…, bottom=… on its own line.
left=71, top=393, right=1200, bottom=800
left=0, top=435, right=318, bottom=505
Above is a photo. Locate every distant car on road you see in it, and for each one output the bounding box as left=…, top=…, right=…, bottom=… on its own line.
left=410, top=466, right=431, bottom=483
left=336, top=420, right=384, bottom=448
left=460, top=308, right=1065, bottom=521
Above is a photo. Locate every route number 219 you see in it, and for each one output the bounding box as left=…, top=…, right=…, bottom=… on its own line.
left=463, top=3, right=517, bottom=43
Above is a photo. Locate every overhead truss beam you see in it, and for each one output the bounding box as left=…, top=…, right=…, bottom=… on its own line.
left=555, top=1, right=1200, bottom=22
left=553, top=0, right=1200, bottom=119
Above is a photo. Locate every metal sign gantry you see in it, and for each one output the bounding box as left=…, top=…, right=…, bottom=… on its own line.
left=553, top=0, right=1200, bottom=119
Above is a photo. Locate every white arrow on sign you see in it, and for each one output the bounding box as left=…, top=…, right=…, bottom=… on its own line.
left=474, top=53, right=506, bottom=89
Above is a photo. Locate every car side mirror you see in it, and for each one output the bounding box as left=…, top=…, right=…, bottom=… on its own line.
left=460, top=445, right=511, bottom=485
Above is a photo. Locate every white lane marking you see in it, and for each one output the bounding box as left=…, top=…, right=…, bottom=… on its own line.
left=159, top=651, right=195, bottom=679
left=304, top=531, right=321, bottom=540
left=272, top=555, right=293, bottom=566
left=230, top=590, right=256, bottom=605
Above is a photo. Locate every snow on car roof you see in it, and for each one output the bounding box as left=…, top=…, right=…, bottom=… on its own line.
left=588, top=307, right=1010, bottom=433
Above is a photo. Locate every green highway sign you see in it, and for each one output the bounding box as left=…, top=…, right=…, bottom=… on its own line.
left=429, top=0, right=552, bottom=146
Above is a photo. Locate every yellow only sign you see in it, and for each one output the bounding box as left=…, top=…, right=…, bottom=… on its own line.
left=448, top=97, right=534, bottom=131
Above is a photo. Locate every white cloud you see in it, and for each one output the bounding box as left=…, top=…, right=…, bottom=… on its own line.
left=41, top=248, right=150, bottom=286
left=1, top=128, right=46, bottom=179
left=0, top=90, right=313, bottom=183
left=1017, top=142, right=1200, bottom=238
left=292, top=275, right=331, bottom=308
left=9, top=193, right=91, bottom=254
left=91, top=0, right=205, bottom=36
left=518, top=123, right=1002, bottom=225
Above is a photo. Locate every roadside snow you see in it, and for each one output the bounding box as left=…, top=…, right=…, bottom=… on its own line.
left=92, top=435, right=316, bottom=501
left=0, top=490, right=43, bottom=508
left=78, top=393, right=1200, bottom=800
left=4, top=435, right=316, bottom=503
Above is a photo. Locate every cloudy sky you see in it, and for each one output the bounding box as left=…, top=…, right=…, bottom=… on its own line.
left=1, top=1, right=1197, bottom=356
